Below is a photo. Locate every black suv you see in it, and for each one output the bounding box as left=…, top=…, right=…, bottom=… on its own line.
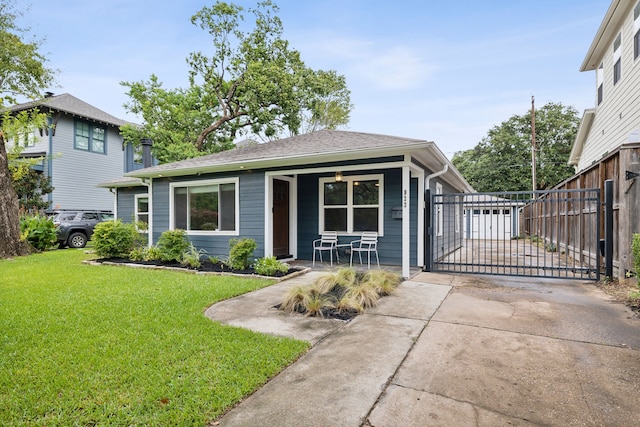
left=50, top=210, right=114, bottom=248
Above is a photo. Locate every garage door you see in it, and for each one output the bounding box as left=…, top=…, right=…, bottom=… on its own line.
left=469, top=208, right=512, bottom=240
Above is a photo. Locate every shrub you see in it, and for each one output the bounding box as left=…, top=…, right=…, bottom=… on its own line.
left=19, top=214, right=58, bottom=251
left=128, top=246, right=146, bottom=261
left=93, top=220, right=139, bottom=258
left=157, top=229, right=190, bottom=262
left=144, top=245, right=164, bottom=261
left=228, top=238, right=257, bottom=270
left=181, top=243, right=207, bottom=269
left=253, top=256, right=288, bottom=276
left=632, top=234, right=640, bottom=276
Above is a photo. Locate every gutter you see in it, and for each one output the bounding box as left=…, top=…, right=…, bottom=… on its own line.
left=425, top=164, right=448, bottom=189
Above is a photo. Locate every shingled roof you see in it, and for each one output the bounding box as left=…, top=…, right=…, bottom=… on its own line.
left=8, top=93, right=128, bottom=127
left=126, top=130, right=433, bottom=178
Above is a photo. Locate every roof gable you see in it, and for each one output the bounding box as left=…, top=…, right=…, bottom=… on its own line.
left=8, top=93, right=129, bottom=127
left=581, top=0, right=634, bottom=71
left=127, top=130, right=431, bottom=178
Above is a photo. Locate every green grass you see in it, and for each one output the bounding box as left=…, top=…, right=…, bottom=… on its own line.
left=0, top=250, right=309, bottom=426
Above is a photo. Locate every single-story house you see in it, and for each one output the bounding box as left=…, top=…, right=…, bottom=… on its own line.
left=99, top=130, right=472, bottom=277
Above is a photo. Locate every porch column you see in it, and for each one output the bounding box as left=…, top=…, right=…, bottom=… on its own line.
left=402, top=166, right=410, bottom=278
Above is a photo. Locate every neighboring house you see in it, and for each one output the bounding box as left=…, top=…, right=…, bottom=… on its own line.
left=569, top=0, right=640, bottom=171
left=7, top=93, right=145, bottom=211
left=99, top=130, right=472, bottom=277
left=564, top=0, right=640, bottom=277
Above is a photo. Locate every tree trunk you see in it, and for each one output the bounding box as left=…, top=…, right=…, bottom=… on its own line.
left=0, top=137, right=32, bottom=258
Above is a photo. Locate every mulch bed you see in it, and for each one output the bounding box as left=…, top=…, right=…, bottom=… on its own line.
left=97, top=257, right=302, bottom=278
left=273, top=303, right=360, bottom=321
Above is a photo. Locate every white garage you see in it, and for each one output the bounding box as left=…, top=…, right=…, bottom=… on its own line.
left=463, top=194, right=521, bottom=240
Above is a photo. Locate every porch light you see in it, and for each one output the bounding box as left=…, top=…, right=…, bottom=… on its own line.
left=335, top=171, right=343, bottom=182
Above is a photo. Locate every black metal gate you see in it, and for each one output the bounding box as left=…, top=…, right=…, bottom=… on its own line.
left=426, top=189, right=602, bottom=280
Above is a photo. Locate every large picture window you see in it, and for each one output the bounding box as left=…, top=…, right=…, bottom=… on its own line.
left=171, top=179, right=238, bottom=234
left=74, top=120, right=106, bottom=154
left=319, top=174, right=383, bottom=234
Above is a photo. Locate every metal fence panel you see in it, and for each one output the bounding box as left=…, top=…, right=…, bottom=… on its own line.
left=430, top=189, right=600, bottom=280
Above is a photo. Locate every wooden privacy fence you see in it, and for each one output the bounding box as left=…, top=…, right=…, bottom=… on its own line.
left=524, top=143, right=640, bottom=277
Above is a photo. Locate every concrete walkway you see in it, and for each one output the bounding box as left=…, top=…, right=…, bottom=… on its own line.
left=205, top=271, right=640, bottom=426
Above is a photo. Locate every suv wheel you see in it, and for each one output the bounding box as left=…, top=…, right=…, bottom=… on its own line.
left=68, top=232, right=88, bottom=248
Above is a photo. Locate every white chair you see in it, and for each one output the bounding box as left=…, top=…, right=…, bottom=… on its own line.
left=312, top=231, right=339, bottom=266
left=350, top=231, right=380, bottom=268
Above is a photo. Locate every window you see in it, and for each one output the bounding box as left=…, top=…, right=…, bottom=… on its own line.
left=597, top=62, right=604, bottom=105
left=74, top=120, right=106, bottom=153
left=171, top=179, right=238, bottom=234
left=319, top=174, right=383, bottom=234
left=135, top=194, right=149, bottom=232
left=613, top=32, right=622, bottom=85
left=435, top=183, right=443, bottom=236
left=614, top=58, right=622, bottom=84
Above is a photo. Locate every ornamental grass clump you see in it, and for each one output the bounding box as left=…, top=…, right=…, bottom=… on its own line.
left=279, top=267, right=401, bottom=318
left=362, top=270, right=402, bottom=296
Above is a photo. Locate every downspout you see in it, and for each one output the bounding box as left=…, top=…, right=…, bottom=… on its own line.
left=425, top=164, right=448, bottom=189
left=423, top=164, right=448, bottom=271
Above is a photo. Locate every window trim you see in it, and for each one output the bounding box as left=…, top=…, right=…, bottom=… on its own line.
left=318, top=174, right=384, bottom=236
left=134, top=193, right=149, bottom=233
left=596, top=62, right=604, bottom=105
left=169, top=178, right=240, bottom=236
left=613, top=57, right=622, bottom=85
left=74, top=119, right=107, bottom=154
left=613, top=32, right=622, bottom=86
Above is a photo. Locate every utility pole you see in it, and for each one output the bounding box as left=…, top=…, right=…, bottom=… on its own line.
left=531, top=95, right=536, bottom=196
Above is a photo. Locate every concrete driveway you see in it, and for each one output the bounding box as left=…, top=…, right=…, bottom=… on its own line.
left=207, top=271, right=640, bottom=426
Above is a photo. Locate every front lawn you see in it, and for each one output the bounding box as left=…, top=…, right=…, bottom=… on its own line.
left=0, top=250, right=309, bottom=426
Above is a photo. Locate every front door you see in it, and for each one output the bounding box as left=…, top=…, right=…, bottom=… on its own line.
left=273, top=179, right=290, bottom=258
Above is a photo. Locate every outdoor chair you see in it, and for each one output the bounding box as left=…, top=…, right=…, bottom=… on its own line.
left=350, top=231, right=380, bottom=268
left=312, top=231, right=339, bottom=266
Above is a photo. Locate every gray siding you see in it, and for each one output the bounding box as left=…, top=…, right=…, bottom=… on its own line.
left=116, top=187, right=148, bottom=223
left=431, top=179, right=464, bottom=260
left=48, top=115, right=124, bottom=210
left=150, top=172, right=266, bottom=259
left=297, top=168, right=419, bottom=265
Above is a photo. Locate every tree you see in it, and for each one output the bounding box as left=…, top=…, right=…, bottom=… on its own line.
left=121, top=1, right=352, bottom=163
left=452, top=102, right=579, bottom=192
left=0, top=0, right=56, bottom=258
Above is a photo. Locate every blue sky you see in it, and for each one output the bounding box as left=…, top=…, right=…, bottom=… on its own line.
left=19, top=0, right=609, bottom=158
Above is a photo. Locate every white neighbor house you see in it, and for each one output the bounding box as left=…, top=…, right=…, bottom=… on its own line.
left=569, top=0, right=640, bottom=171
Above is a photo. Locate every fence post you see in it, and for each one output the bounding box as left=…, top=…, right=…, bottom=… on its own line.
left=604, top=179, right=614, bottom=279
left=424, top=189, right=432, bottom=272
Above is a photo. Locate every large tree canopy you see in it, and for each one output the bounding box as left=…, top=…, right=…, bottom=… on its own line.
left=0, top=0, right=55, bottom=258
left=121, top=0, right=352, bottom=164
left=452, top=102, right=579, bottom=192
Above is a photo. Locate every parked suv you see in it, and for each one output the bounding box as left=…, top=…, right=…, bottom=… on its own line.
left=49, top=210, right=114, bottom=248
